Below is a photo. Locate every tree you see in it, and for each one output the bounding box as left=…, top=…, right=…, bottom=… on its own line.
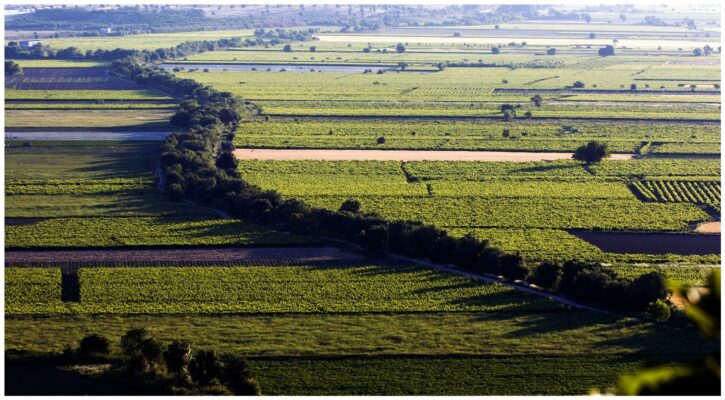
left=164, top=341, right=193, bottom=384
left=619, top=14, right=626, bottom=22
left=693, top=47, right=703, bottom=56
left=339, top=199, right=361, bottom=213
left=189, top=350, right=222, bottom=386
left=582, top=13, right=592, bottom=23
left=598, top=45, right=615, bottom=57
left=546, top=47, right=556, bottom=55
left=282, top=44, right=292, bottom=52
left=630, top=83, right=637, bottom=91
left=531, top=262, right=562, bottom=290
left=572, top=81, right=585, bottom=88
left=395, top=42, right=405, bottom=53
left=220, top=355, right=261, bottom=395
left=618, top=270, right=719, bottom=395
left=377, top=136, right=386, bottom=144
left=498, top=254, right=528, bottom=281
left=589, top=32, right=596, bottom=39
left=530, top=94, right=543, bottom=107
left=78, top=334, right=111, bottom=355
left=573, top=140, right=610, bottom=164
left=5, top=60, right=23, bottom=75
left=491, top=46, right=500, bottom=54
left=362, top=46, right=371, bottom=53
left=703, top=45, right=712, bottom=56
left=309, top=45, right=316, bottom=52
left=121, top=328, right=163, bottom=376
left=645, top=299, right=671, bottom=322
left=216, top=152, right=238, bottom=171
left=502, top=109, right=514, bottom=121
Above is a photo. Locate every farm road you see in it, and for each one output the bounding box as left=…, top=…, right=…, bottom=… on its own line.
left=235, top=148, right=634, bottom=162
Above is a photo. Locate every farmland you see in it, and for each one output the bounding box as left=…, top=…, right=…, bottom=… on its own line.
left=4, top=3, right=722, bottom=396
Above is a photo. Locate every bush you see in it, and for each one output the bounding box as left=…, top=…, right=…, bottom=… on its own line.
left=376, top=136, right=386, bottom=144
left=220, top=355, right=261, bottom=395
left=164, top=340, right=193, bottom=383
left=531, top=262, right=562, bottom=290
left=626, top=272, right=668, bottom=310
left=190, top=350, right=222, bottom=386
left=498, top=254, right=527, bottom=280
left=339, top=199, right=361, bottom=213
left=78, top=334, right=110, bottom=355
left=645, top=299, right=672, bottom=322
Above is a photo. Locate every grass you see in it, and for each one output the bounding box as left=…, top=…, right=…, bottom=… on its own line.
left=5, top=144, right=158, bottom=180
left=4, top=311, right=714, bottom=394
left=5, top=109, right=173, bottom=129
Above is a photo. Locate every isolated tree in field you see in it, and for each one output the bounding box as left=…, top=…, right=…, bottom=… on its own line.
left=491, top=46, right=500, bottom=54
left=572, top=81, right=585, bottom=88
left=5, top=60, right=22, bottom=75
left=703, top=45, right=712, bottom=56
left=588, top=32, right=596, bottom=39
left=630, top=83, right=637, bottom=91
left=530, top=94, right=543, bottom=107
left=398, top=62, right=408, bottom=71
left=693, top=48, right=703, bottom=56
left=164, top=340, right=193, bottom=384
left=582, top=13, right=592, bottom=23
left=598, top=45, right=615, bottom=57
left=309, top=45, right=316, bottom=52
left=573, top=140, right=610, bottom=164
left=395, top=42, right=406, bottom=53
left=546, top=47, right=556, bottom=55
left=282, top=44, right=293, bottom=52
left=339, top=199, right=361, bottom=213
left=362, top=46, right=371, bottom=53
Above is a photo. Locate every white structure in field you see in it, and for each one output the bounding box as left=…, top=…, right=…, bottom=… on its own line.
left=19, top=40, right=42, bottom=48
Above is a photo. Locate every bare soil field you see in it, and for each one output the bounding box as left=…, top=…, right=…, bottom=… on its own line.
left=5, top=246, right=368, bottom=267
left=694, top=221, right=721, bottom=234
left=234, top=148, right=633, bottom=162
left=572, top=231, right=720, bottom=255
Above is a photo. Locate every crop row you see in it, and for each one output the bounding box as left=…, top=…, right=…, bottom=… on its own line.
left=5, top=178, right=155, bottom=195
left=5, top=89, right=172, bottom=101
left=4, top=265, right=554, bottom=315
left=5, top=217, right=311, bottom=249
left=632, top=180, right=721, bottom=205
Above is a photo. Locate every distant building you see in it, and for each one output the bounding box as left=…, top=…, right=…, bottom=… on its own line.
left=102, top=26, right=112, bottom=34
left=19, top=40, right=42, bottom=48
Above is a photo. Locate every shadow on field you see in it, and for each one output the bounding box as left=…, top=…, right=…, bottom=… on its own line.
left=74, top=144, right=160, bottom=178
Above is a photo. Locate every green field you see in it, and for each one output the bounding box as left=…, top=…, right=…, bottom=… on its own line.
left=6, top=89, right=173, bottom=101
left=5, top=109, right=173, bottom=129
left=238, top=159, right=719, bottom=264
left=235, top=118, right=719, bottom=153
left=22, top=29, right=254, bottom=51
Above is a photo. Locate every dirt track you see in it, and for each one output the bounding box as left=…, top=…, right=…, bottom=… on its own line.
left=234, top=148, right=634, bottom=162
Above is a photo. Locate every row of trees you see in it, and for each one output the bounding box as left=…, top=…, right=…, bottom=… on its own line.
left=68, top=329, right=260, bottom=395
left=107, top=37, right=666, bottom=317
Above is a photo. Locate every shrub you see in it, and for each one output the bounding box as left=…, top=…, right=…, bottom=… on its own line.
left=376, top=136, right=386, bottom=144
left=531, top=262, right=562, bottom=290
left=626, top=272, right=669, bottom=310
left=339, top=199, right=361, bottom=213
left=164, top=340, right=193, bottom=383
left=498, top=254, right=527, bottom=280
left=78, top=334, right=110, bottom=355
left=645, top=299, right=672, bottom=322
left=190, top=350, right=222, bottom=386
left=220, top=355, right=261, bottom=395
